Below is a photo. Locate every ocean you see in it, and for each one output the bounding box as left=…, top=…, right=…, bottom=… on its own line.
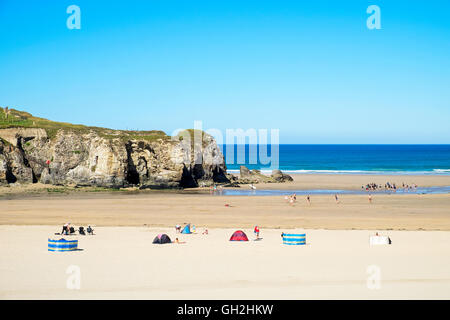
left=223, top=144, right=450, bottom=175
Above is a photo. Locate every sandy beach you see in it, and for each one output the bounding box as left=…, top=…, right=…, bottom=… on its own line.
left=256, top=173, right=450, bottom=190
left=1, top=174, right=449, bottom=299
left=1, top=173, right=450, bottom=230
left=1, top=226, right=449, bottom=299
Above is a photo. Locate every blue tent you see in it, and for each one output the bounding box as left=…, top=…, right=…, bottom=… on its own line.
left=181, top=224, right=192, bottom=234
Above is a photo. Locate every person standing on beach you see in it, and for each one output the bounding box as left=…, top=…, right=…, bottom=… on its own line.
left=254, top=226, right=260, bottom=239
left=289, top=196, right=295, bottom=206
left=334, top=194, right=340, bottom=204
left=306, top=195, right=311, bottom=205
left=368, top=194, right=372, bottom=203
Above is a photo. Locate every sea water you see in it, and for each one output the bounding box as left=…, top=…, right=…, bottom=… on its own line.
left=223, top=144, right=450, bottom=175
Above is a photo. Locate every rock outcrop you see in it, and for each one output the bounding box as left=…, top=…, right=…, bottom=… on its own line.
left=271, top=169, right=294, bottom=182
left=0, top=128, right=229, bottom=189
left=237, top=166, right=293, bottom=184
left=0, top=109, right=294, bottom=189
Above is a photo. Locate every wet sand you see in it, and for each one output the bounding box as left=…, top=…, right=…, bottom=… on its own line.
left=1, top=191, right=449, bottom=230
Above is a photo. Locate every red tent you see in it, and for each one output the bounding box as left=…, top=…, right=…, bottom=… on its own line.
left=229, top=230, right=249, bottom=241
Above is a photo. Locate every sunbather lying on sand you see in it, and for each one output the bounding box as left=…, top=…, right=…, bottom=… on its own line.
left=173, top=238, right=186, bottom=244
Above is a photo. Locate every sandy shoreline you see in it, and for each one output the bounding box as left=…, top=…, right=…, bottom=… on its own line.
left=1, top=193, right=450, bottom=230
left=1, top=225, right=449, bottom=299
left=1, top=174, right=449, bottom=230
left=1, top=173, right=450, bottom=197
left=240, top=173, right=450, bottom=190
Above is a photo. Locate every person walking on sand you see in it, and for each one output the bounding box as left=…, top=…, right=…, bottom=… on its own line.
left=306, top=195, right=311, bottom=205
left=289, top=196, right=295, bottom=206
left=334, top=194, right=340, bottom=204
left=368, top=194, right=372, bottom=203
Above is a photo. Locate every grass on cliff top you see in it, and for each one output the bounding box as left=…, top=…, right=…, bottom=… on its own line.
left=0, top=107, right=169, bottom=142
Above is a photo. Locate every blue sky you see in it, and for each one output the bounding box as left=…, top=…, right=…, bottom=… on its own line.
left=0, top=0, right=449, bottom=143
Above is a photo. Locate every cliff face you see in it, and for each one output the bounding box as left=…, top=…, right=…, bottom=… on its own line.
left=0, top=127, right=229, bottom=188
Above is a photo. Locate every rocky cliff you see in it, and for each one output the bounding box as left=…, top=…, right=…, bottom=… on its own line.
left=0, top=109, right=229, bottom=189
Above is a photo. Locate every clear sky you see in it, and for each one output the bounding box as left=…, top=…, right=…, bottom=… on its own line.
left=0, top=0, right=449, bottom=143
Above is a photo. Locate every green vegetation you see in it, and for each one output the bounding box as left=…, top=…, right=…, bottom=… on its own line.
left=0, top=107, right=170, bottom=142
left=46, top=187, right=68, bottom=193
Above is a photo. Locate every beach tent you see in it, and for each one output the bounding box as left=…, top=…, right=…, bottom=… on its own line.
left=282, top=233, right=306, bottom=245
left=48, top=238, right=78, bottom=252
left=153, top=234, right=172, bottom=244
left=369, top=235, right=391, bottom=245
left=181, top=224, right=192, bottom=234
left=229, top=230, right=249, bottom=241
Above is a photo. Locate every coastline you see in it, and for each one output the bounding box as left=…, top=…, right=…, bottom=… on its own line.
left=2, top=173, right=450, bottom=197
left=233, top=173, right=450, bottom=190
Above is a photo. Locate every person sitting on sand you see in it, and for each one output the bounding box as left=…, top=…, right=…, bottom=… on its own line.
left=61, top=222, right=70, bottom=235
left=175, top=224, right=181, bottom=233
left=202, top=228, right=208, bottom=235
left=87, top=225, right=94, bottom=235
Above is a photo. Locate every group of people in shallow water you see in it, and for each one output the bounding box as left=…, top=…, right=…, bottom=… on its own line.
left=362, top=182, right=418, bottom=192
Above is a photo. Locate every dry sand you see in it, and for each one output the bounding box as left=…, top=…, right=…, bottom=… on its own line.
left=0, top=226, right=449, bottom=299
left=1, top=174, right=449, bottom=299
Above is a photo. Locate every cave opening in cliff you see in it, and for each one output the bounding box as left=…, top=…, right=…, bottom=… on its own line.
left=5, top=170, right=17, bottom=183
left=180, top=166, right=198, bottom=188
left=125, top=142, right=140, bottom=185
left=126, top=169, right=140, bottom=185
